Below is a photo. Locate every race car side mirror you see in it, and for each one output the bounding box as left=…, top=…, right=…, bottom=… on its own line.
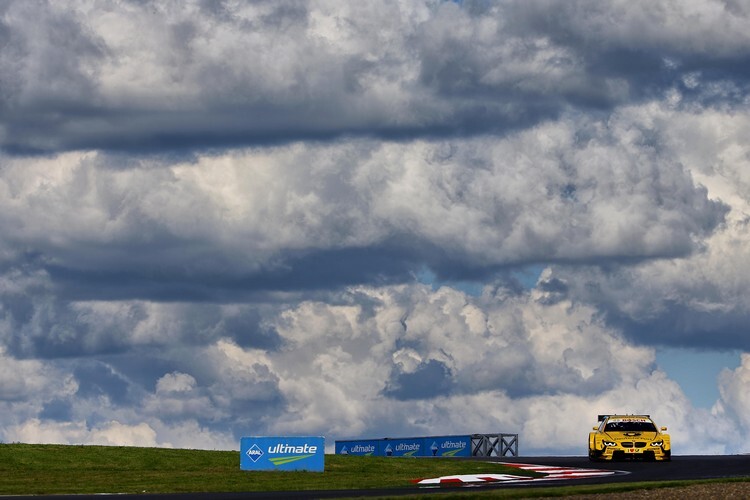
left=593, top=427, right=598, bottom=430
left=661, top=427, right=667, bottom=431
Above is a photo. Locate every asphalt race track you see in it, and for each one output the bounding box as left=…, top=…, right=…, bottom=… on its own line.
left=3, top=455, right=748, bottom=499
left=499, top=454, right=750, bottom=485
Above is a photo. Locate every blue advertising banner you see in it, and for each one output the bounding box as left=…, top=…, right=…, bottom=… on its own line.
left=335, top=435, right=472, bottom=457
left=334, top=439, right=379, bottom=456
left=382, top=438, right=422, bottom=457
left=240, top=436, right=325, bottom=472
left=423, top=435, right=471, bottom=457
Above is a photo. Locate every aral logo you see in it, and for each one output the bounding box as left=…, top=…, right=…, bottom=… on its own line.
left=246, top=444, right=264, bottom=463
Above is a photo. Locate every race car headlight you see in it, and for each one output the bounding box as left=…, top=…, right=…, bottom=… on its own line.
left=602, top=441, right=617, bottom=447
left=651, top=441, right=663, bottom=447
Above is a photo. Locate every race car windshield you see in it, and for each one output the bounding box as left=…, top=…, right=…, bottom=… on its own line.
left=605, top=421, right=657, bottom=432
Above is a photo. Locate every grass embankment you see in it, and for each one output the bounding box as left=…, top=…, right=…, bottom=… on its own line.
left=2, top=444, right=748, bottom=498
left=0, top=443, right=539, bottom=495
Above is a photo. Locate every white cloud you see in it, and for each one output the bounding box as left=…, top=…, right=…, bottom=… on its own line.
left=1, top=0, right=749, bottom=458
left=717, top=354, right=750, bottom=432
left=0, top=347, right=75, bottom=403
left=156, top=372, right=196, bottom=394
left=0, top=279, right=747, bottom=454
left=2, top=0, right=748, bottom=153
left=0, top=113, right=725, bottom=298
left=3, top=418, right=233, bottom=450
left=546, top=106, right=750, bottom=349
left=501, top=0, right=750, bottom=65
left=4, top=418, right=159, bottom=448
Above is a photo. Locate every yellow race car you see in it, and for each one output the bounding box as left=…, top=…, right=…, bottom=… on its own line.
left=589, top=414, right=671, bottom=461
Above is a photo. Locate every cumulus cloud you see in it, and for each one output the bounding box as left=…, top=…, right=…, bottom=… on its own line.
left=717, top=354, right=750, bottom=437
left=1, top=0, right=749, bottom=456
left=2, top=0, right=749, bottom=153
left=547, top=108, right=750, bottom=350
left=0, top=346, right=75, bottom=402
left=6, top=419, right=159, bottom=448
left=0, top=113, right=727, bottom=303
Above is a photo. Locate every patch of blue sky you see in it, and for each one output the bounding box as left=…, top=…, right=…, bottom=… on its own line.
left=656, top=347, right=742, bottom=409
left=513, top=264, right=546, bottom=289
left=415, top=264, right=545, bottom=296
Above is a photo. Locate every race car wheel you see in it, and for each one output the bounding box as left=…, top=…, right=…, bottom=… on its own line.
left=588, top=448, right=604, bottom=462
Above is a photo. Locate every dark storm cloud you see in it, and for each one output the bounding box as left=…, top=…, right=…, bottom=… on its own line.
left=611, top=303, right=750, bottom=351
left=534, top=275, right=569, bottom=306
left=39, top=398, right=73, bottom=421
left=383, top=359, right=454, bottom=400
left=550, top=253, right=750, bottom=351
left=2, top=0, right=748, bottom=154
left=41, top=244, right=420, bottom=301
left=1, top=296, right=147, bottom=359
left=598, top=285, right=750, bottom=352
left=1, top=100, right=730, bottom=302
left=1, top=295, right=283, bottom=359
left=104, top=353, right=183, bottom=393
left=0, top=1, right=106, bottom=150
left=74, top=362, right=132, bottom=405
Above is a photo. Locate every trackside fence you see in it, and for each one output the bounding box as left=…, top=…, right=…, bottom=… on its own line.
left=471, top=433, right=518, bottom=457
left=335, top=433, right=519, bottom=458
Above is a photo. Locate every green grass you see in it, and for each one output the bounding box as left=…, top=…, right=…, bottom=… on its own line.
left=2, top=444, right=748, bottom=498
left=0, top=443, right=539, bottom=495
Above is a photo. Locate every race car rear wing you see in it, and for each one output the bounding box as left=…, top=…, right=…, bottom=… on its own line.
left=597, top=414, right=650, bottom=421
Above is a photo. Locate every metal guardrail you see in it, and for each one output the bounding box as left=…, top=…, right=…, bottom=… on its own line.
left=471, top=433, right=518, bottom=457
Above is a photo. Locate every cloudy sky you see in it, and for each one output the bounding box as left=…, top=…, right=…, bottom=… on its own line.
left=1, top=0, right=750, bottom=456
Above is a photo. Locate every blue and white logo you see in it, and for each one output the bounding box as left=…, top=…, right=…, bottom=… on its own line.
left=241, top=436, right=325, bottom=472
left=246, top=444, right=264, bottom=463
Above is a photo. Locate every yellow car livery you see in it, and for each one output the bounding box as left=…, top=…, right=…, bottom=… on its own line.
left=589, top=414, right=671, bottom=461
